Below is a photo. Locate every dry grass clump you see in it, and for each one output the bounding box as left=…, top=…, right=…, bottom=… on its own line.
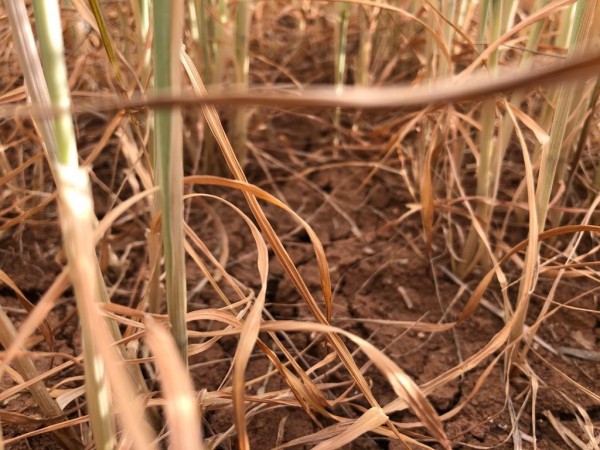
left=0, top=1, right=599, bottom=449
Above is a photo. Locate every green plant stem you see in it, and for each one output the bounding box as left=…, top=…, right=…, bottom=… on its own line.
left=30, top=1, right=120, bottom=447
left=230, top=0, right=251, bottom=165
left=153, top=0, right=188, bottom=361
left=333, top=2, right=350, bottom=149
left=511, top=0, right=597, bottom=349
left=535, top=0, right=596, bottom=230
left=458, top=0, right=513, bottom=276
left=32, top=0, right=78, bottom=168
left=357, top=5, right=372, bottom=86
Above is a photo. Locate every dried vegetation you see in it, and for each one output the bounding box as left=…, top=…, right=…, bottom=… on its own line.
left=0, top=1, right=599, bottom=449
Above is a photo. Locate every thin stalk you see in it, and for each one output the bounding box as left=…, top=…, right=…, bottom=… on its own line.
left=439, top=0, right=458, bottom=78
left=57, top=171, right=117, bottom=450
left=30, top=0, right=116, bottom=447
left=4, top=0, right=56, bottom=164
left=153, top=0, right=188, bottom=361
left=138, top=0, right=151, bottom=43
left=197, top=0, right=214, bottom=82
left=199, top=0, right=230, bottom=175
left=510, top=0, right=597, bottom=347
left=5, top=0, right=55, bottom=220
left=132, top=0, right=151, bottom=79
left=418, top=1, right=460, bottom=250
left=592, top=161, right=600, bottom=213
left=458, top=0, right=516, bottom=276
left=214, top=0, right=229, bottom=83
left=536, top=4, right=576, bottom=136
left=187, top=0, right=200, bottom=42
left=511, top=0, right=567, bottom=223
left=454, top=0, right=470, bottom=30
left=88, top=0, right=125, bottom=89
left=552, top=76, right=599, bottom=226
left=333, top=2, right=350, bottom=151
left=32, top=1, right=77, bottom=168
left=557, top=3, right=576, bottom=47
left=357, top=4, right=372, bottom=86
left=229, top=0, right=252, bottom=165
left=57, top=166, right=157, bottom=450
left=13, top=0, right=155, bottom=427
left=477, top=0, right=490, bottom=47
left=535, top=0, right=596, bottom=230
left=130, top=0, right=164, bottom=347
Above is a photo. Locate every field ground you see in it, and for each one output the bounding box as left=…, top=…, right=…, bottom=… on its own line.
left=1, top=2, right=599, bottom=449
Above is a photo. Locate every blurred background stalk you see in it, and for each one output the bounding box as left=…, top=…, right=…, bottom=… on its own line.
left=457, top=0, right=518, bottom=277
left=510, top=0, right=598, bottom=354
left=229, top=0, right=252, bottom=166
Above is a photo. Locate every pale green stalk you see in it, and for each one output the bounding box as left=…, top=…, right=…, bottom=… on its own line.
left=230, top=0, right=252, bottom=165
left=57, top=166, right=157, bottom=450
left=511, top=0, right=562, bottom=223
left=486, top=0, right=548, bottom=227
left=535, top=0, right=596, bottom=230
left=198, top=0, right=230, bottom=175
left=197, top=0, right=215, bottom=82
left=545, top=3, right=597, bottom=223
left=458, top=0, right=517, bottom=276
left=454, top=0, right=470, bottom=30
left=187, top=0, right=201, bottom=42
left=497, top=0, right=547, bottom=148
left=138, top=0, right=150, bottom=41
left=557, top=3, right=577, bottom=48
left=153, top=0, right=188, bottom=361
left=11, top=0, right=128, bottom=350
left=57, top=171, right=117, bottom=450
left=536, top=4, right=576, bottom=135
left=30, top=0, right=116, bottom=447
left=132, top=0, right=151, bottom=78
left=32, top=1, right=78, bottom=168
left=357, top=5, right=372, bottom=86
left=53, top=0, right=158, bottom=418
left=333, top=2, right=350, bottom=150
left=234, top=0, right=250, bottom=86
left=550, top=76, right=599, bottom=227
left=477, top=0, right=490, bottom=47
left=4, top=1, right=56, bottom=163
left=439, top=0, right=459, bottom=78
left=213, top=0, right=229, bottom=89
left=510, top=0, right=597, bottom=347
